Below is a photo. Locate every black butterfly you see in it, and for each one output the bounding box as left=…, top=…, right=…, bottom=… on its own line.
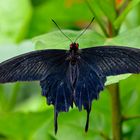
left=0, top=19, right=140, bottom=134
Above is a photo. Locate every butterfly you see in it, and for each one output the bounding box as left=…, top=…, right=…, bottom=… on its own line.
left=0, top=18, right=140, bottom=134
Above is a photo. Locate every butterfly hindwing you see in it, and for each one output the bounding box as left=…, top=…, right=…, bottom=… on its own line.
left=40, top=59, right=73, bottom=112
left=74, top=58, right=106, bottom=111
left=40, top=57, right=73, bottom=134
left=73, top=57, right=106, bottom=131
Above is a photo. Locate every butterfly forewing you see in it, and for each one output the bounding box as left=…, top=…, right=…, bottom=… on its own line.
left=74, top=58, right=106, bottom=110
left=81, top=46, right=140, bottom=76
left=0, top=49, right=67, bottom=83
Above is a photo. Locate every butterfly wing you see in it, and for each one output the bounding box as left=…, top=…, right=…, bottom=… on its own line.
left=40, top=56, right=73, bottom=134
left=0, top=49, right=73, bottom=133
left=77, top=46, right=140, bottom=131
left=0, top=50, right=73, bottom=132
left=81, top=46, right=140, bottom=76
left=40, top=59, right=73, bottom=112
left=72, top=57, right=106, bottom=131
left=0, top=49, right=67, bottom=83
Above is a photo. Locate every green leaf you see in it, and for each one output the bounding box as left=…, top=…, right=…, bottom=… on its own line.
left=0, top=95, right=111, bottom=140
left=106, top=74, right=131, bottom=85
left=85, top=0, right=108, bottom=36
left=33, top=26, right=140, bottom=50
left=120, top=75, right=140, bottom=114
left=0, top=41, right=34, bottom=62
left=0, top=41, right=35, bottom=112
left=0, top=111, right=53, bottom=140
left=97, top=0, right=117, bottom=23
left=33, top=30, right=106, bottom=50
left=114, top=0, right=140, bottom=29
left=119, top=5, right=140, bottom=32
left=105, top=26, right=140, bottom=47
left=0, top=0, right=32, bottom=44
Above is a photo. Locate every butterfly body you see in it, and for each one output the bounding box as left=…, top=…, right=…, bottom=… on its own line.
left=66, top=42, right=80, bottom=65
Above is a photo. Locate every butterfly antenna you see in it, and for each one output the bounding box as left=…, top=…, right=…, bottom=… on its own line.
left=74, top=17, right=95, bottom=42
left=52, top=19, right=73, bottom=43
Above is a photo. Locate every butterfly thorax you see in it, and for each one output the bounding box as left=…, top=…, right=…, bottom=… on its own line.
left=70, top=42, right=79, bottom=52
left=67, top=42, right=80, bottom=65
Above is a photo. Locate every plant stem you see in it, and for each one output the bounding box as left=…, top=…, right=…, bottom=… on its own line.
left=85, top=0, right=109, bottom=37
left=107, top=2, right=123, bottom=138
left=108, top=21, right=118, bottom=37
left=108, top=84, right=122, bottom=140
left=100, top=132, right=111, bottom=140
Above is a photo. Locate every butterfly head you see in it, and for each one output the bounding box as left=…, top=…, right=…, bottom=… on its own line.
left=70, top=42, right=79, bottom=51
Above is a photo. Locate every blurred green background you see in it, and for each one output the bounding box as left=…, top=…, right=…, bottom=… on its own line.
left=0, top=0, right=140, bottom=139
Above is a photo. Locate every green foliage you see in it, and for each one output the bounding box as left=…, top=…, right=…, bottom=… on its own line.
left=0, top=0, right=32, bottom=43
left=114, top=0, right=140, bottom=29
left=27, top=0, right=91, bottom=38
left=0, top=0, right=140, bottom=140
left=97, top=0, right=117, bottom=23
